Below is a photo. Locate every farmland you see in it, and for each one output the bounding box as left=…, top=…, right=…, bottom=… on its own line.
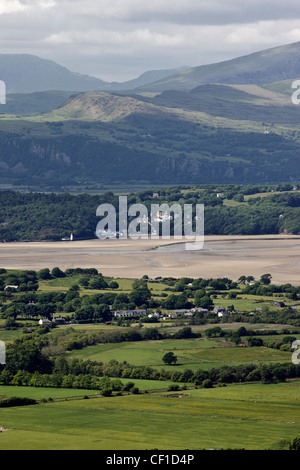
left=65, top=336, right=293, bottom=372
left=0, top=382, right=299, bottom=450
left=0, top=266, right=300, bottom=451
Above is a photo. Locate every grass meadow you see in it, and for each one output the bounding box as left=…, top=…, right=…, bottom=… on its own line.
left=0, top=381, right=299, bottom=450
left=65, top=335, right=293, bottom=372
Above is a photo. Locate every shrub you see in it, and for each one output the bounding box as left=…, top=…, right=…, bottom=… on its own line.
left=0, top=397, right=37, bottom=407
left=168, top=384, right=180, bottom=391
left=202, top=379, right=213, bottom=389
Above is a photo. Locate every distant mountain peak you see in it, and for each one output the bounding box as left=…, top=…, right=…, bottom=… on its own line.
left=0, top=54, right=187, bottom=94
left=135, top=41, right=300, bottom=92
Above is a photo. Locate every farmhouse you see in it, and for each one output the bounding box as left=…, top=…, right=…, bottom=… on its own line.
left=148, top=312, right=161, bottom=319
left=192, top=307, right=208, bottom=314
left=52, top=317, right=65, bottom=325
left=213, top=306, right=229, bottom=317
left=214, top=306, right=227, bottom=314
left=174, top=309, right=192, bottom=315
left=39, top=318, right=51, bottom=325
left=114, top=309, right=147, bottom=318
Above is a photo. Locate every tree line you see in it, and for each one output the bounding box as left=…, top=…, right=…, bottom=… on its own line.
left=1, top=325, right=299, bottom=392
left=0, top=184, right=299, bottom=242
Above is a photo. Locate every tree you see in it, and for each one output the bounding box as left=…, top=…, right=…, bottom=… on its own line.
left=248, top=337, right=263, bottom=347
left=260, top=274, right=272, bottom=285
left=202, top=379, right=213, bottom=388
left=38, top=268, right=51, bottom=280
left=162, top=352, right=177, bottom=365
left=109, top=281, right=119, bottom=289
left=288, top=437, right=300, bottom=450
left=195, top=294, right=213, bottom=310
left=89, top=277, right=108, bottom=290
left=129, top=286, right=151, bottom=307
left=205, top=326, right=224, bottom=338
left=230, top=333, right=241, bottom=346
left=51, top=267, right=66, bottom=278
left=174, top=327, right=196, bottom=339
left=79, top=277, right=90, bottom=287
left=143, top=328, right=163, bottom=341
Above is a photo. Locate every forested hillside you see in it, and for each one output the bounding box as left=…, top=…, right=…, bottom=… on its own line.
left=0, top=185, right=299, bottom=241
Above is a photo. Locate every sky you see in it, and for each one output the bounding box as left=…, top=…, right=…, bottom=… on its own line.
left=1, top=0, right=300, bottom=82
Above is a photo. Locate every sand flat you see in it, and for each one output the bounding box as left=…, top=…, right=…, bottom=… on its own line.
left=0, top=235, right=299, bottom=285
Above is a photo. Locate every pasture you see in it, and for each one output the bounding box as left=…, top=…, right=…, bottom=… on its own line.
left=65, top=336, right=292, bottom=372
left=0, top=382, right=299, bottom=450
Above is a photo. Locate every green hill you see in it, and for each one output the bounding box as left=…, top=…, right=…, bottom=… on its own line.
left=261, top=78, right=300, bottom=96
left=0, top=41, right=300, bottom=190
left=0, top=86, right=299, bottom=188
left=136, top=42, right=300, bottom=92
left=138, top=83, right=299, bottom=125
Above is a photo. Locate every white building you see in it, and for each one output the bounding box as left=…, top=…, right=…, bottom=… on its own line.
left=39, top=318, right=51, bottom=325
left=114, top=309, right=147, bottom=318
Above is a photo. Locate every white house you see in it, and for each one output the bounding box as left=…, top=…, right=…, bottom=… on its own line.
left=39, top=318, right=51, bottom=325
left=148, top=312, right=161, bottom=319
left=213, top=306, right=228, bottom=317
left=218, top=311, right=229, bottom=318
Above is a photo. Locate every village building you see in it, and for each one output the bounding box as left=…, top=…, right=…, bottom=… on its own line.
left=114, top=309, right=147, bottom=318
left=39, top=318, right=51, bottom=325
left=191, top=307, right=209, bottom=314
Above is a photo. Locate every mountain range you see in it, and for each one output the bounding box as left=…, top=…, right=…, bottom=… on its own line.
left=0, top=42, right=299, bottom=189
left=0, top=53, right=186, bottom=94
left=136, top=41, right=300, bottom=92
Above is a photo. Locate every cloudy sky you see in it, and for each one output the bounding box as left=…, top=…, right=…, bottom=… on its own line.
left=1, top=0, right=300, bottom=82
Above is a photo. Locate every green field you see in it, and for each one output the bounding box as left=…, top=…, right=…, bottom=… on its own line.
left=65, top=336, right=292, bottom=372
left=0, top=378, right=183, bottom=400
left=0, top=382, right=299, bottom=450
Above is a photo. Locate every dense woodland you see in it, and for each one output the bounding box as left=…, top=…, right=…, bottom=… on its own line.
left=0, top=183, right=299, bottom=241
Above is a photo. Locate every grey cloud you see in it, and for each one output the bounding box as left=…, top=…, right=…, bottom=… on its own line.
left=0, top=0, right=300, bottom=81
